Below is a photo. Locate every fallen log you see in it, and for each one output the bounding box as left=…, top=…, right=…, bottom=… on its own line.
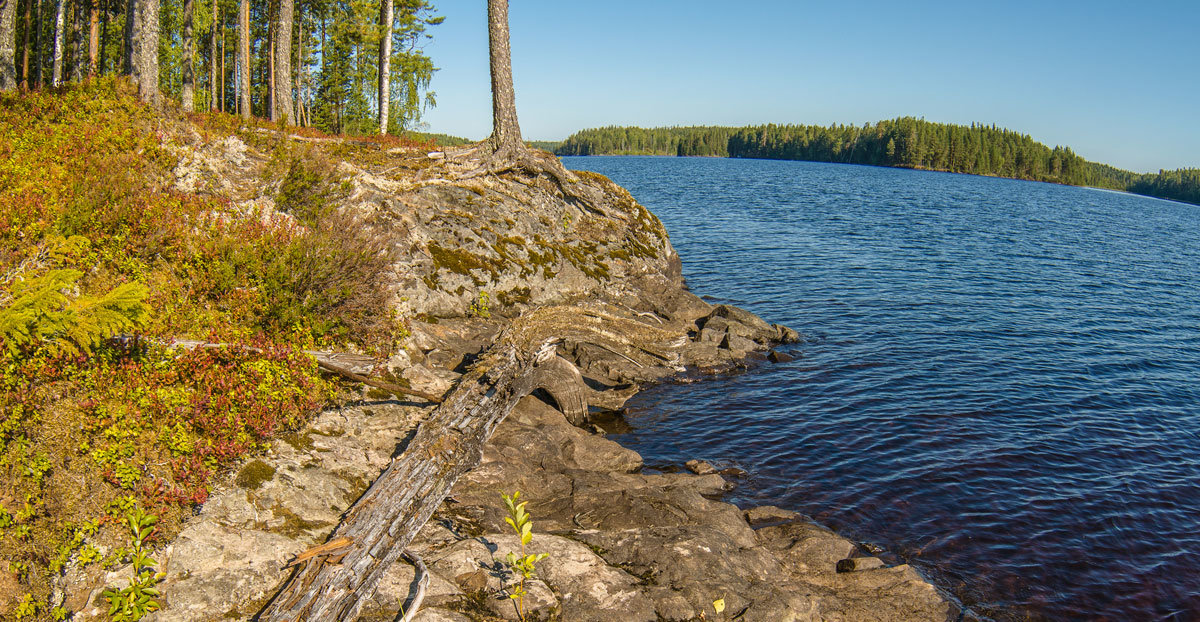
left=259, top=313, right=579, bottom=619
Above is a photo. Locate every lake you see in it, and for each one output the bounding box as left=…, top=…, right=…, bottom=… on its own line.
left=562, top=156, right=1200, bottom=621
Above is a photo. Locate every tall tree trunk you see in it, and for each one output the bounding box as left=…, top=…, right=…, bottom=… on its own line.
left=87, top=0, right=97, bottom=76
left=208, top=0, right=215, bottom=110
left=20, top=0, right=30, bottom=86
left=375, top=0, right=390, bottom=134
left=50, top=0, right=62, bottom=84
left=294, top=6, right=301, bottom=123
left=219, top=17, right=224, bottom=111
left=69, top=0, right=81, bottom=80
left=0, top=0, right=17, bottom=90
left=32, top=0, right=41, bottom=86
left=265, top=0, right=272, bottom=117
left=125, top=0, right=157, bottom=100
left=487, top=0, right=520, bottom=150
left=271, top=0, right=291, bottom=123
left=237, top=0, right=247, bottom=118
left=120, top=0, right=130, bottom=74
left=98, top=0, right=106, bottom=73
left=180, top=0, right=192, bottom=110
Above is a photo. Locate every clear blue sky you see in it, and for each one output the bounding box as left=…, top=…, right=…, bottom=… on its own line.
left=419, top=1, right=1198, bottom=173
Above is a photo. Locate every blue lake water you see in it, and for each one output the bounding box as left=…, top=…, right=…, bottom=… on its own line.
left=562, top=156, right=1200, bottom=621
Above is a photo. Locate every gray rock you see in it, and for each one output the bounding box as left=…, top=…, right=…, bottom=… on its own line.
left=484, top=578, right=556, bottom=621
left=767, top=349, right=796, bottom=363
left=836, top=557, right=886, bottom=573
left=744, top=505, right=801, bottom=528
left=410, top=609, right=472, bottom=622
left=685, top=459, right=718, bottom=475
left=774, top=324, right=803, bottom=344
left=720, top=332, right=760, bottom=353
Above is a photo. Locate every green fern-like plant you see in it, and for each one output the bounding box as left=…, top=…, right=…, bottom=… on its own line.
left=0, top=268, right=148, bottom=356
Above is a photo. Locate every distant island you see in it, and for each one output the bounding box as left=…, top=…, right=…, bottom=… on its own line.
left=552, top=120, right=1200, bottom=207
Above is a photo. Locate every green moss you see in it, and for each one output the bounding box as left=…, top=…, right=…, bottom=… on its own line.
left=280, top=432, right=316, bottom=452
left=497, top=287, right=532, bottom=307
left=427, top=241, right=505, bottom=286
left=264, top=503, right=332, bottom=538
left=235, top=460, right=276, bottom=490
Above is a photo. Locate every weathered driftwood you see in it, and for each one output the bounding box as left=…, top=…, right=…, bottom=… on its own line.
left=398, top=551, right=429, bottom=622
left=259, top=310, right=589, bottom=619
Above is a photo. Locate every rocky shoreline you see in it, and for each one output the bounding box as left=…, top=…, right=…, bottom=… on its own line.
left=65, top=308, right=957, bottom=622
left=64, top=131, right=959, bottom=621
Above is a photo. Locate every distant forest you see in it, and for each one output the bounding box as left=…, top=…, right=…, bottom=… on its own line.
left=555, top=120, right=1200, bottom=207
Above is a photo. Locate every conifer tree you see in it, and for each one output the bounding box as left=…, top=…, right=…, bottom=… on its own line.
left=0, top=0, right=16, bottom=90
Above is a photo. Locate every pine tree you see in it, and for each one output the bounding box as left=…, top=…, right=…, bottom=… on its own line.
left=0, top=0, right=16, bottom=89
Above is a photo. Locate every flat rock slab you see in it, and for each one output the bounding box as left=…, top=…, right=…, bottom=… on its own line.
left=68, top=399, right=426, bottom=621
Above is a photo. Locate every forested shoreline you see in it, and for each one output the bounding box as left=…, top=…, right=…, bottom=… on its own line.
left=0, top=0, right=443, bottom=136
left=555, top=120, right=1200, bottom=207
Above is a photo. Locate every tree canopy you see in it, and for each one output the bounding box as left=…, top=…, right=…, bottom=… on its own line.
left=557, top=120, right=1200, bottom=207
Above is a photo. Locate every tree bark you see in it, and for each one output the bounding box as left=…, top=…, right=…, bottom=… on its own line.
left=237, top=0, right=248, bottom=118
left=0, top=0, right=16, bottom=90
left=32, top=0, right=41, bottom=86
left=376, top=0, right=390, bottom=134
left=50, top=0, right=62, bottom=84
left=487, top=0, right=520, bottom=150
left=98, top=0, right=106, bottom=74
left=20, top=0, right=30, bottom=86
left=271, top=0, right=291, bottom=123
left=260, top=313, right=590, bottom=620
left=86, top=0, right=96, bottom=76
left=121, top=0, right=129, bottom=75
left=209, top=0, right=216, bottom=110
left=180, top=0, right=193, bottom=110
left=125, top=0, right=158, bottom=101
left=69, top=0, right=81, bottom=80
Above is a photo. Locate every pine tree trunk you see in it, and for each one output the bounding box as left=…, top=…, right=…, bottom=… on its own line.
left=125, top=0, right=157, bottom=101
left=50, top=0, right=64, bottom=85
left=87, top=0, right=96, bottom=76
left=208, top=0, right=216, bottom=110
left=376, top=0, right=390, bottom=134
left=487, top=0, right=520, bottom=150
left=294, top=6, right=301, bottom=123
left=271, top=0, right=292, bottom=123
left=0, top=0, right=17, bottom=90
left=32, top=0, right=40, bottom=86
left=237, top=0, right=248, bottom=118
left=219, top=19, right=225, bottom=111
left=121, top=0, right=130, bottom=74
left=20, top=0, right=30, bottom=86
left=69, top=0, right=81, bottom=80
left=180, top=0, right=192, bottom=110
left=98, top=0, right=106, bottom=73
left=265, top=0, right=272, bottom=116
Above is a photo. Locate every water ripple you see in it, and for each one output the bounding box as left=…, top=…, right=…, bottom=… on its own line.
left=565, top=156, right=1200, bottom=621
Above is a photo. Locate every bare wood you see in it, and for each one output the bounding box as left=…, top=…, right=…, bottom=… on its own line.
left=260, top=309, right=581, bottom=620
left=315, top=358, right=445, bottom=404
left=398, top=550, right=428, bottom=622
left=286, top=536, right=356, bottom=568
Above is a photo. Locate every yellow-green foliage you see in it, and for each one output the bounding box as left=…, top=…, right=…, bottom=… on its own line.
left=0, top=80, right=391, bottom=619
